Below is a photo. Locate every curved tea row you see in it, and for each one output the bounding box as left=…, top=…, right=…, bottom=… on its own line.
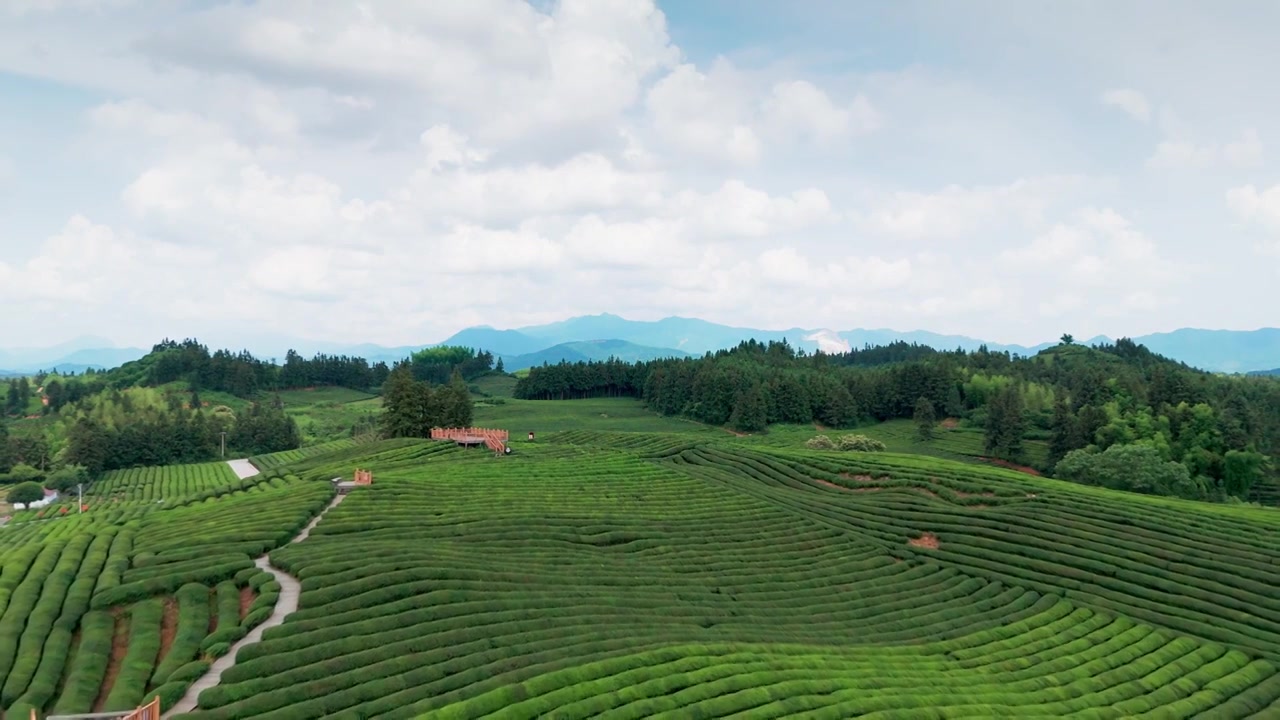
left=177, top=441, right=1280, bottom=718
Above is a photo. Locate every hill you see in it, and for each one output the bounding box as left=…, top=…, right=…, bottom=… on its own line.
left=2, top=434, right=1277, bottom=716
left=498, top=339, right=691, bottom=371
left=448, top=314, right=1280, bottom=373
left=8, top=318, right=1280, bottom=374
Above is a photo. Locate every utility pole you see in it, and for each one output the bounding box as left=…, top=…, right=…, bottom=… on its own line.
left=77, top=483, right=83, bottom=514
left=220, top=431, right=227, bottom=458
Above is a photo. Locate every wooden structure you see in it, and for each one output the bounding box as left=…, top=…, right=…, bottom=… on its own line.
left=431, top=427, right=509, bottom=454
left=41, top=696, right=160, bottom=719
left=333, top=468, right=373, bottom=495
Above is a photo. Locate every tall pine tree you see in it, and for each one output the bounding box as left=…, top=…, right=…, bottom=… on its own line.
left=914, top=396, right=936, bottom=440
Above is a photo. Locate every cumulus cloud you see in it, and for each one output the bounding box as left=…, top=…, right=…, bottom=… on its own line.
left=1101, top=89, right=1151, bottom=123
left=2, top=0, right=1277, bottom=346
left=1147, top=129, right=1264, bottom=170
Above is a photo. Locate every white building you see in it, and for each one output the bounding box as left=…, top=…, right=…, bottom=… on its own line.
left=14, top=489, right=58, bottom=511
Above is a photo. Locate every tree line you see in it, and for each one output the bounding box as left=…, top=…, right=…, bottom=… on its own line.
left=514, top=337, right=1280, bottom=503
left=379, top=365, right=474, bottom=438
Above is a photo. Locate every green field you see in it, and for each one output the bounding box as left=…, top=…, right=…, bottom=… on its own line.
left=275, top=387, right=379, bottom=445
left=0, top=463, right=334, bottom=717
left=474, top=397, right=729, bottom=436
left=3, top=417, right=1279, bottom=717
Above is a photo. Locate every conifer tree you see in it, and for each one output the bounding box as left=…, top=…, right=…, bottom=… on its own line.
left=914, top=396, right=936, bottom=441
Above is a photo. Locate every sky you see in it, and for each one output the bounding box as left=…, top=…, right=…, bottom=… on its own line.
left=2, top=0, right=1279, bottom=350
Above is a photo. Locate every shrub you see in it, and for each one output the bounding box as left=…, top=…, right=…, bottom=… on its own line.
left=837, top=435, right=887, bottom=452
left=805, top=435, right=835, bottom=450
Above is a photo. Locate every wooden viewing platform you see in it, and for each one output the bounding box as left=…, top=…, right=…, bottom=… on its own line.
left=431, top=427, right=509, bottom=454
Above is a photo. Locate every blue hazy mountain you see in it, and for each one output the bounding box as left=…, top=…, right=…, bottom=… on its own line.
left=5, top=317, right=1280, bottom=375
left=496, top=339, right=691, bottom=372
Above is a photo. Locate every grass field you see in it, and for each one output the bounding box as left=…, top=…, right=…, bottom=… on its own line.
left=474, top=397, right=729, bottom=436
left=274, top=387, right=379, bottom=445
left=3, top=410, right=1278, bottom=717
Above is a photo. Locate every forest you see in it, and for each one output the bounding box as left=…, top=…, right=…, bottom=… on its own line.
left=513, top=338, right=1280, bottom=503
left=0, top=340, right=497, bottom=481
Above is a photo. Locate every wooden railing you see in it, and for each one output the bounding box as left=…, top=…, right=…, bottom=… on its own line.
left=431, top=427, right=509, bottom=454
left=41, top=696, right=160, bottom=720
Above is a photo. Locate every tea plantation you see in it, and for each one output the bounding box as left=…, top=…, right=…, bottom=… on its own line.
left=2, top=431, right=1278, bottom=717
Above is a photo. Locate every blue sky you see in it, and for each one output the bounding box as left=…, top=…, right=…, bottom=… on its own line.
left=1, top=0, right=1278, bottom=350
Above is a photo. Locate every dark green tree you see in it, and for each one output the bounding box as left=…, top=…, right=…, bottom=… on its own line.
left=5, top=382, right=19, bottom=415
left=440, top=370, right=474, bottom=428
left=1222, top=449, right=1268, bottom=498
left=983, top=383, right=1025, bottom=461
left=7, top=481, right=45, bottom=506
left=914, top=396, right=936, bottom=441
left=495, top=357, right=505, bottom=373
left=1048, top=396, right=1079, bottom=467
left=729, top=384, right=768, bottom=432
left=0, top=420, right=11, bottom=473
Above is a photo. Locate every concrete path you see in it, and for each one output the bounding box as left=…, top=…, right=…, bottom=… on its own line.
left=226, top=458, right=260, bottom=480
left=164, top=462, right=347, bottom=717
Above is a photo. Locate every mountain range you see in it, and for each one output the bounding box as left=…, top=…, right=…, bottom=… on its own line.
left=3, top=315, right=1280, bottom=376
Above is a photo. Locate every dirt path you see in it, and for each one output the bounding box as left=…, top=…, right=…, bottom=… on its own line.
left=164, top=461, right=347, bottom=717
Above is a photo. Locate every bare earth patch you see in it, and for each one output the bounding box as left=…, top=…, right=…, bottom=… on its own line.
left=92, top=610, right=130, bottom=712
left=908, top=532, right=940, bottom=550
left=156, top=597, right=179, bottom=668
left=940, top=418, right=960, bottom=429
left=839, top=473, right=876, bottom=482
left=207, top=589, right=219, bottom=635
left=239, top=586, right=256, bottom=621
left=980, top=457, right=1043, bottom=476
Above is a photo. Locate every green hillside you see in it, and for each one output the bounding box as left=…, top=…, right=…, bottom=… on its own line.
left=0, top=428, right=1277, bottom=717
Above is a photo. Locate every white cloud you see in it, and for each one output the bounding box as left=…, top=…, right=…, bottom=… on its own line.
left=759, top=81, right=882, bottom=143
left=1147, top=129, right=1263, bottom=170
left=645, top=61, right=762, bottom=166
left=1101, top=88, right=1151, bottom=123
left=1227, top=184, right=1280, bottom=256
left=854, top=177, right=1077, bottom=242
left=1, top=0, right=1277, bottom=347
left=998, top=207, right=1180, bottom=296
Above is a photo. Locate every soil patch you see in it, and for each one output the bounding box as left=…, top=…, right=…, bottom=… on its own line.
left=92, top=610, right=130, bottom=712
left=980, top=457, right=1042, bottom=476
left=239, top=586, right=256, bottom=621
left=838, top=473, right=875, bottom=482
left=908, top=532, right=940, bottom=550
left=813, top=423, right=829, bottom=431
left=813, top=478, right=849, bottom=491
left=953, top=489, right=996, bottom=498
left=156, top=597, right=179, bottom=669
left=940, top=418, right=960, bottom=429
left=207, top=589, right=219, bottom=635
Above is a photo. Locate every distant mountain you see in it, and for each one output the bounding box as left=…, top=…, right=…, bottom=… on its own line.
left=498, top=339, right=690, bottom=372
left=436, top=327, right=549, bottom=357
left=1248, top=368, right=1280, bottom=377
left=0, top=339, right=146, bottom=375
left=513, top=313, right=1077, bottom=358
left=7, top=318, right=1280, bottom=377
left=509, top=315, right=1280, bottom=373
left=1132, top=328, right=1280, bottom=375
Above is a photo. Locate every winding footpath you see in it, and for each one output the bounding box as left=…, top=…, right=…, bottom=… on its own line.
left=164, top=460, right=346, bottom=717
